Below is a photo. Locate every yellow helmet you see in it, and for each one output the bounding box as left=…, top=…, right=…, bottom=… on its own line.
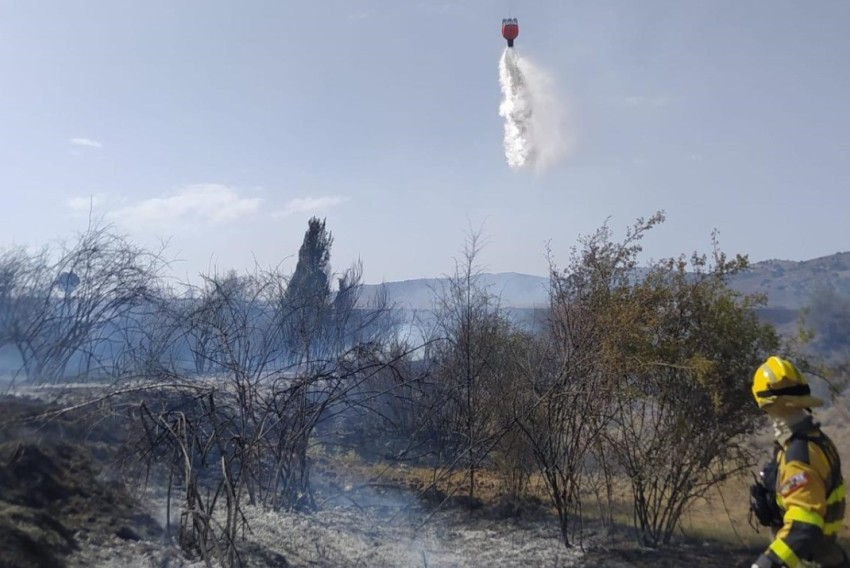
left=752, top=356, right=823, bottom=409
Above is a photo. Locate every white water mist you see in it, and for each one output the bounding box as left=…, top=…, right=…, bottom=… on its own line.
left=498, top=48, right=572, bottom=172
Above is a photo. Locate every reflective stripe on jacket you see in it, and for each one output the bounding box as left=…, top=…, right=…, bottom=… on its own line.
left=760, top=423, right=846, bottom=567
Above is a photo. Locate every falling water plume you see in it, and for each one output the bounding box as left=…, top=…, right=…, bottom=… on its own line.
left=498, top=48, right=572, bottom=172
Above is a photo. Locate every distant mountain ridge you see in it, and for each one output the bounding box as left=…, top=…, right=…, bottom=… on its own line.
left=360, top=272, right=551, bottom=312
left=359, top=252, right=850, bottom=312
left=723, top=252, right=850, bottom=309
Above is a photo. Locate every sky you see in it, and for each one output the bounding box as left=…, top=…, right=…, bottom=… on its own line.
left=2, top=0, right=850, bottom=285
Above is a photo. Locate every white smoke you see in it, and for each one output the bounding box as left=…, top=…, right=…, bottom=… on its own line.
left=498, top=48, right=573, bottom=172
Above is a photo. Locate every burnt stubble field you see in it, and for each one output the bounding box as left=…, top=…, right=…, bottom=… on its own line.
left=0, top=390, right=779, bottom=568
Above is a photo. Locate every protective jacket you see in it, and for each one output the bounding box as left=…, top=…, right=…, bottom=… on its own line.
left=754, top=415, right=849, bottom=568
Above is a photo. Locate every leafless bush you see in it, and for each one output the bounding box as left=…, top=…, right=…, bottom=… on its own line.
left=0, top=220, right=166, bottom=384
left=490, top=425, right=535, bottom=498
left=582, top=436, right=618, bottom=531
left=515, top=295, right=611, bottom=547
left=127, top=260, right=400, bottom=567
left=427, top=231, right=527, bottom=501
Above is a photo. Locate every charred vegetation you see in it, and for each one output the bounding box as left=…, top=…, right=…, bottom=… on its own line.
left=1, top=213, right=843, bottom=567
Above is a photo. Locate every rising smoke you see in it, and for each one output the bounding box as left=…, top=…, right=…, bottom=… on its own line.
left=498, top=48, right=572, bottom=172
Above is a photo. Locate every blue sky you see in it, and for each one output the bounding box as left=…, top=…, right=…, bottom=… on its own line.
left=2, top=1, right=849, bottom=284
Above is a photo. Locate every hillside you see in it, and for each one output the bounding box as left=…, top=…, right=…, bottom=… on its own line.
left=360, top=252, right=850, bottom=312
left=726, top=252, right=850, bottom=309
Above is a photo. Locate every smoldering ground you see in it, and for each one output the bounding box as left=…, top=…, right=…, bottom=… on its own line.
left=0, top=386, right=581, bottom=567
left=0, top=385, right=765, bottom=568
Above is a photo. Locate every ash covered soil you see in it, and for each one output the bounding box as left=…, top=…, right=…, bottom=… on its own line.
left=0, top=393, right=762, bottom=568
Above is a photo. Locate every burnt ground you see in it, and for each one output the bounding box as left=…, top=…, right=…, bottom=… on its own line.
left=0, top=394, right=167, bottom=568
left=0, top=392, right=772, bottom=568
left=581, top=543, right=763, bottom=568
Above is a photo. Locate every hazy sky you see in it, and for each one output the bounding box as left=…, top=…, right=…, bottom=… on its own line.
left=2, top=1, right=849, bottom=284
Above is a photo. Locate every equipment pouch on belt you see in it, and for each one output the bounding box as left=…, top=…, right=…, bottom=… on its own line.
left=750, top=459, right=784, bottom=528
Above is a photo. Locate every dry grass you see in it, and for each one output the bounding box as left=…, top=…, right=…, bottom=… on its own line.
left=314, top=427, right=850, bottom=550
left=303, top=403, right=850, bottom=567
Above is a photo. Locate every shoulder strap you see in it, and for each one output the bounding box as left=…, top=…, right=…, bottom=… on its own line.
left=788, top=429, right=842, bottom=492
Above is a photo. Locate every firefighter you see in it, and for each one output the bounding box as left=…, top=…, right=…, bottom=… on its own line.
left=751, top=356, right=849, bottom=568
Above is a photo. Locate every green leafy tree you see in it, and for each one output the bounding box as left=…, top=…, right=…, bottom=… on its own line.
left=516, top=212, right=664, bottom=548
left=603, top=237, right=781, bottom=547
